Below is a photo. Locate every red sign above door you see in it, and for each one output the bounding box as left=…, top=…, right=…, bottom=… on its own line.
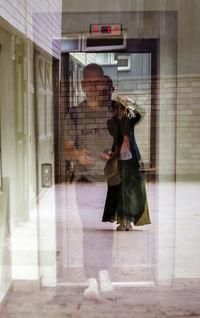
left=90, top=24, right=122, bottom=36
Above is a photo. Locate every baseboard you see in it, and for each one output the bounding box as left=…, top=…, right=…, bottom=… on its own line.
left=13, top=279, right=41, bottom=292
left=0, top=282, right=13, bottom=313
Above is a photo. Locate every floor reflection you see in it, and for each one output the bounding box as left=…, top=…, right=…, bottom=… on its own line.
left=1, top=181, right=200, bottom=317
left=56, top=182, right=156, bottom=287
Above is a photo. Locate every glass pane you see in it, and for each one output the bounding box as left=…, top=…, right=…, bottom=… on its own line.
left=0, top=107, right=2, bottom=191
left=95, top=53, right=109, bottom=64
left=116, top=53, right=151, bottom=167
left=67, top=52, right=151, bottom=176
left=59, top=51, right=153, bottom=286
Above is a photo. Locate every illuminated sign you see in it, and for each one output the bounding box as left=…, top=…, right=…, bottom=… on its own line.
left=90, top=24, right=122, bottom=36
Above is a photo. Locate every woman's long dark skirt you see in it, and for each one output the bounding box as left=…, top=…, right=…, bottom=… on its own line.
left=102, top=158, right=151, bottom=226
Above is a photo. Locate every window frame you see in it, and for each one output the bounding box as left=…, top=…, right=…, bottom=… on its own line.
left=117, top=54, right=131, bottom=71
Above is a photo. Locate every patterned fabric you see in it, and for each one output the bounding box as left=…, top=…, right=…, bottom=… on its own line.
left=119, top=149, right=132, bottom=160
left=118, top=158, right=151, bottom=225
left=66, top=100, right=113, bottom=182
left=102, top=158, right=150, bottom=226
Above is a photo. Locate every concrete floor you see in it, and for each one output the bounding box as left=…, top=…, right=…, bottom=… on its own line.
left=1, top=181, right=200, bottom=317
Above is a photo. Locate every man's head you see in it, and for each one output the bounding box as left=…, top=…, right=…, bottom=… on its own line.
left=82, top=64, right=106, bottom=108
left=82, top=63, right=104, bottom=82
left=104, top=75, right=115, bottom=100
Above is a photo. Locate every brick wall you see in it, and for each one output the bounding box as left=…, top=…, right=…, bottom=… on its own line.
left=176, top=76, right=200, bottom=179
left=59, top=54, right=69, bottom=181
left=53, top=58, right=61, bottom=183
left=157, top=76, right=200, bottom=180
left=112, top=78, right=152, bottom=166
left=157, top=77, right=177, bottom=179
left=59, top=56, right=116, bottom=182
left=59, top=56, right=155, bottom=182
left=59, top=61, right=200, bottom=181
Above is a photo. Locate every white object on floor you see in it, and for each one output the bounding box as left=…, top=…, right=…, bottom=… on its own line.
left=99, top=270, right=114, bottom=292
left=83, top=278, right=99, bottom=300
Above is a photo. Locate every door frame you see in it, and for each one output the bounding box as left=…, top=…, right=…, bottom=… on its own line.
left=60, top=39, right=158, bottom=177
left=124, top=39, right=158, bottom=171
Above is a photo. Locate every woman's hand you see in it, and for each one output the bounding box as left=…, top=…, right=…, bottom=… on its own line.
left=101, top=150, right=112, bottom=160
left=115, top=96, right=136, bottom=119
left=116, top=96, right=136, bottom=107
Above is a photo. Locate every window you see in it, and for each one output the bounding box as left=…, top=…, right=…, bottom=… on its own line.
left=117, top=55, right=131, bottom=71
left=95, top=53, right=117, bottom=65
left=91, top=52, right=131, bottom=71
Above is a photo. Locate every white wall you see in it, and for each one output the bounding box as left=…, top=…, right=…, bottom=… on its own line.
left=0, top=0, right=62, bottom=59
left=0, top=29, right=18, bottom=230
left=0, top=28, right=18, bottom=307
left=0, top=0, right=62, bottom=304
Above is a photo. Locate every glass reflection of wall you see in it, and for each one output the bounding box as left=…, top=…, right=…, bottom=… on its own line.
left=0, top=108, right=2, bottom=192
left=69, top=52, right=151, bottom=168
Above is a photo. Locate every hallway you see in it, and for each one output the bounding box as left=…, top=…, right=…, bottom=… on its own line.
left=1, top=181, right=200, bottom=317
left=1, top=0, right=200, bottom=316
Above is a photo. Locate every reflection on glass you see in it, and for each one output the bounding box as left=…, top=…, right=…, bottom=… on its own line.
left=59, top=53, right=155, bottom=294
left=0, top=107, right=2, bottom=192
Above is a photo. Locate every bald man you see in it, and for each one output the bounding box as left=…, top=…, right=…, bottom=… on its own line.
left=64, top=63, right=115, bottom=299
left=65, top=63, right=113, bottom=182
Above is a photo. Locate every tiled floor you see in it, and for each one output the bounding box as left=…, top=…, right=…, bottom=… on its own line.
left=1, top=181, right=200, bottom=317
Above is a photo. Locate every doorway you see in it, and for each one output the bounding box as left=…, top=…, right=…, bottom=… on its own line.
left=57, top=39, right=158, bottom=183
left=55, top=39, right=158, bottom=286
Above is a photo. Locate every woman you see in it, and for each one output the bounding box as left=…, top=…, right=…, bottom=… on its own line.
left=102, top=97, right=151, bottom=231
